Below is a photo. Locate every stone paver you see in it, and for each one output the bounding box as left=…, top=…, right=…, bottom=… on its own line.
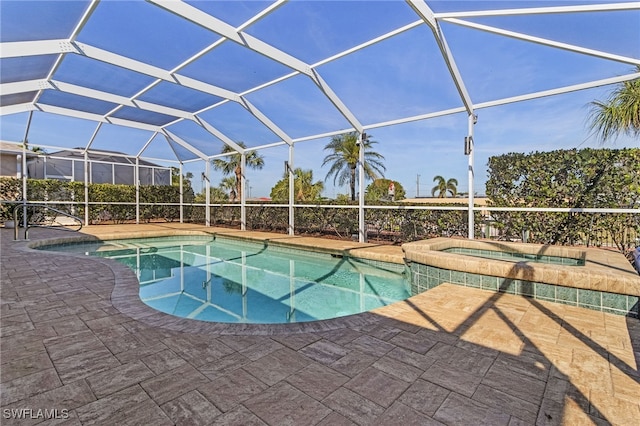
left=1, top=224, right=639, bottom=425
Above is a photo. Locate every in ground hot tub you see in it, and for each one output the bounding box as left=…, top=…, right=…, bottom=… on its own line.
left=403, top=238, right=640, bottom=317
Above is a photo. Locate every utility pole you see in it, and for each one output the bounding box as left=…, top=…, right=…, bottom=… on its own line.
left=416, top=174, right=420, bottom=198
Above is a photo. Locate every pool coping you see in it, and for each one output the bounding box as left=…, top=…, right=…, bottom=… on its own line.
left=20, top=229, right=405, bottom=335
left=403, top=237, right=640, bottom=297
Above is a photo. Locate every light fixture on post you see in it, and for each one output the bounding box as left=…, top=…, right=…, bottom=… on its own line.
left=357, top=132, right=366, bottom=146
left=464, top=136, right=473, bottom=155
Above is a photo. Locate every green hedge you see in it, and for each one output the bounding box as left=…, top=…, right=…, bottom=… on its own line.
left=0, top=178, right=191, bottom=224
left=486, top=148, right=640, bottom=254
left=244, top=200, right=483, bottom=243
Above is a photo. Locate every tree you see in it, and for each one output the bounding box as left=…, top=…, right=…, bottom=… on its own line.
left=365, top=179, right=405, bottom=202
left=270, top=168, right=324, bottom=202
left=431, top=176, right=458, bottom=198
left=212, top=142, right=265, bottom=202
left=170, top=168, right=194, bottom=203
left=219, top=176, right=237, bottom=202
left=194, top=186, right=228, bottom=203
left=322, top=132, right=386, bottom=201
left=170, top=168, right=193, bottom=187
left=588, top=67, right=640, bottom=143
left=19, top=141, right=46, bottom=154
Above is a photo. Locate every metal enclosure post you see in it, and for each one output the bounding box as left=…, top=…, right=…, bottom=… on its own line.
left=358, top=132, right=366, bottom=243
left=21, top=144, right=27, bottom=228
left=467, top=113, right=476, bottom=239
left=240, top=153, right=246, bottom=231
left=288, top=144, right=294, bottom=235
left=84, top=151, right=89, bottom=225
left=135, top=157, right=140, bottom=224
left=205, top=160, right=211, bottom=226
left=179, top=162, right=184, bottom=223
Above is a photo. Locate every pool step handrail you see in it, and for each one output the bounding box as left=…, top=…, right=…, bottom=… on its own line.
left=12, top=203, right=83, bottom=240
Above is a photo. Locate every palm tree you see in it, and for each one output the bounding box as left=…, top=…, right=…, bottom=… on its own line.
left=270, top=168, right=324, bottom=202
left=431, top=176, right=458, bottom=198
left=219, top=177, right=237, bottom=201
left=322, top=132, right=386, bottom=201
left=588, top=66, right=640, bottom=143
left=212, top=142, right=264, bottom=202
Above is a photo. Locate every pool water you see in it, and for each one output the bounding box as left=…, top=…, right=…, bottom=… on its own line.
left=41, top=236, right=410, bottom=324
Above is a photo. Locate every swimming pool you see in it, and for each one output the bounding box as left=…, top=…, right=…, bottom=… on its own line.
left=41, top=236, right=410, bottom=324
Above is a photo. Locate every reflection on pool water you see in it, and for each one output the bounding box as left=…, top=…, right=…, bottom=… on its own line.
left=42, top=236, right=410, bottom=324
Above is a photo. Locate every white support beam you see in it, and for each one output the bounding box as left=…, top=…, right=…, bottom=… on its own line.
left=237, top=98, right=294, bottom=145
left=84, top=122, right=103, bottom=152
left=36, top=79, right=196, bottom=120
left=84, top=150, right=89, bottom=225
left=205, top=159, right=211, bottom=226
left=443, top=18, right=640, bottom=66
left=163, top=133, right=184, bottom=164
left=193, top=116, right=245, bottom=153
left=50, top=80, right=133, bottom=106
left=358, top=132, right=366, bottom=243
left=137, top=133, right=159, bottom=158
left=475, top=72, right=640, bottom=110
left=34, top=103, right=108, bottom=122
left=240, top=153, right=247, bottom=231
left=135, top=157, right=140, bottom=224
left=70, top=0, right=101, bottom=40
left=467, top=113, right=476, bottom=240
left=133, top=100, right=195, bottom=120
left=148, top=0, right=360, bottom=140
left=368, top=106, right=467, bottom=130
left=170, top=74, right=240, bottom=102
left=31, top=104, right=162, bottom=132
left=313, top=20, right=423, bottom=68
left=239, top=32, right=313, bottom=75
left=237, top=0, right=287, bottom=31
left=0, top=79, right=52, bottom=95
left=71, top=42, right=240, bottom=101
left=434, top=2, right=640, bottom=18
left=0, top=39, right=77, bottom=58
left=309, top=70, right=363, bottom=132
left=163, top=130, right=209, bottom=161
left=73, top=42, right=174, bottom=81
left=179, top=162, right=184, bottom=223
left=288, top=145, right=294, bottom=236
left=0, top=103, right=36, bottom=116
left=148, top=0, right=313, bottom=76
left=105, top=116, right=164, bottom=132
left=407, top=0, right=474, bottom=115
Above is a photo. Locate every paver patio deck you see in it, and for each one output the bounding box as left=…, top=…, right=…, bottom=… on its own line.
left=1, top=224, right=639, bottom=425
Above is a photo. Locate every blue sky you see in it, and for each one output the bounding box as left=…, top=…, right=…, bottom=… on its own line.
left=1, top=0, right=639, bottom=198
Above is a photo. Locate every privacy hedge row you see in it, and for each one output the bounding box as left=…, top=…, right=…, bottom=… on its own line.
left=0, top=178, right=193, bottom=224
left=243, top=201, right=483, bottom=243
left=486, top=148, right=640, bottom=254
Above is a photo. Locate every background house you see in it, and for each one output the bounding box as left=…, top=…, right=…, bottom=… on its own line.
left=0, top=141, right=36, bottom=178
left=25, top=148, right=171, bottom=186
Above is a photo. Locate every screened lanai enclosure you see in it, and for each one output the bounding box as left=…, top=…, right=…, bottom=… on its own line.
left=1, top=1, right=639, bottom=246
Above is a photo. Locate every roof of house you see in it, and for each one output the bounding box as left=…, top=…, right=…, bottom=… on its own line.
left=41, top=148, right=165, bottom=168
left=0, top=141, right=41, bottom=157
